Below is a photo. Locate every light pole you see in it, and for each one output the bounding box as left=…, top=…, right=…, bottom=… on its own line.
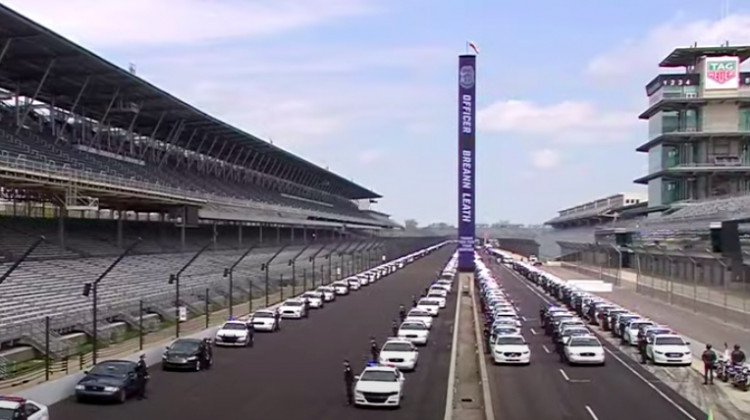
left=288, top=244, right=312, bottom=296
left=223, top=243, right=258, bottom=318
left=261, top=243, right=289, bottom=307
left=169, top=241, right=213, bottom=338
left=83, top=238, right=141, bottom=365
left=309, top=242, right=330, bottom=287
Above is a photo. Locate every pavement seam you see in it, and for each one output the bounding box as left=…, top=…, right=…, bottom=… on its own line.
left=443, top=271, right=462, bottom=420
left=470, top=275, right=495, bottom=420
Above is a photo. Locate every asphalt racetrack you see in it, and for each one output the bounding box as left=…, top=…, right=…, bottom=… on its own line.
left=484, top=259, right=707, bottom=420
left=51, top=246, right=456, bottom=420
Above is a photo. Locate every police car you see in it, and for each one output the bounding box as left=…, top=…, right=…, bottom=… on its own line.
left=317, top=286, right=336, bottom=302
left=0, top=396, right=49, bottom=420
left=346, top=277, right=362, bottom=291
left=404, top=308, right=433, bottom=329
left=214, top=319, right=253, bottom=347
left=416, top=298, right=440, bottom=316
left=378, top=338, right=419, bottom=371
left=331, top=281, right=349, bottom=295
left=353, top=363, right=405, bottom=408
left=425, top=291, right=447, bottom=308
left=279, top=299, right=308, bottom=318
left=301, top=291, right=324, bottom=309
left=491, top=334, right=531, bottom=365
left=397, top=320, right=430, bottom=345
left=249, top=310, right=280, bottom=332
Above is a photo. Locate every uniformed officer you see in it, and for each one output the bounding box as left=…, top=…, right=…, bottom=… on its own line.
left=274, top=310, right=281, bottom=328
left=637, top=329, right=648, bottom=364
left=135, top=354, right=148, bottom=400
left=391, top=320, right=399, bottom=337
left=369, top=337, right=379, bottom=362
left=411, top=295, right=418, bottom=307
left=702, top=344, right=718, bottom=385
left=343, top=360, right=355, bottom=405
left=398, top=305, right=406, bottom=322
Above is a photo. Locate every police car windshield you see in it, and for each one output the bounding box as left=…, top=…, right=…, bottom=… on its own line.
left=419, top=299, right=438, bottom=305
left=654, top=336, right=686, bottom=346
left=253, top=313, right=274, bottom=319
left=0, top=407, right=17, bottom=420
left=222, top=323, right=246, bottom=330
left=495, top=336, right=525, bottom=345
left=361, top=371, right=398, bottom=382
left=569, top=337, right=600, bottom=347
left=382, top=342, right=414, bottom=352
left=564, top=329, right=589, bottom=336
left=284, top=301, right=304, bottom=306
left=408, top=310, right=429, bottom=316
left=400, top=323, right=426, bottom=330
left=170, top=340, right=200, bottom=353
left=90, top=362, right=131, bottom=377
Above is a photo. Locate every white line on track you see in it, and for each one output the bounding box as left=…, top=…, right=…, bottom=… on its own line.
left=529, top=328, right=537, bottom=335
left=559, top=369, right=571, bottom=381
left=585, top=405, right=600, bottom=420
left=496, top=264, right=700, bottom=420
left=443, top=274, right=462, bottom=420
left=542, top=345, right=551, bottom=354
left=521, top=315, right=527, bottom=321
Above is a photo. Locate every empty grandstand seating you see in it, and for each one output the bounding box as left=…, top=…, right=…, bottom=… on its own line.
left=0, top=107, right=369, bottom=221
left=0, top=243, right=356, bottom=341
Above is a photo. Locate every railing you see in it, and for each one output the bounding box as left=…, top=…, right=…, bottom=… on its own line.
left=0, top=151, right=378, bottom=225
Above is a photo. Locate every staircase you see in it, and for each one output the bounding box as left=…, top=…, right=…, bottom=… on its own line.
left=19, top=322, right=70, bottom=359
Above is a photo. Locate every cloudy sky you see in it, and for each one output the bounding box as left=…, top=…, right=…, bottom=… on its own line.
left=4, top=0, right=750, bottom=225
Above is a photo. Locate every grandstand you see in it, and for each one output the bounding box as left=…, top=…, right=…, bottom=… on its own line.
left=0, top=5, right=437, bottom=370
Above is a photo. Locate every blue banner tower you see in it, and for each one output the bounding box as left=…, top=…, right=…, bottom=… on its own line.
left=457, top=53, right=476, bottom=273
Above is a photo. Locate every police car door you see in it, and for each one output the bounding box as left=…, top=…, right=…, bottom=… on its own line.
left=23, top=402, right=48, bottom=420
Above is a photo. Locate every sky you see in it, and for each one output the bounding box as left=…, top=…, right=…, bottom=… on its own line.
left=4, top=0, right=750, bottom=225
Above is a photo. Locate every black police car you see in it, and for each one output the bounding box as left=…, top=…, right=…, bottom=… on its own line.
left=162, top=338, right=214, bottom=371
left=75, top=360, right=140, bottom=403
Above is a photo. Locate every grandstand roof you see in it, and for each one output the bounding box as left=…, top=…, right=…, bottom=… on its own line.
left=659, top=46, right=750, bottom=68
left=0, top=4, right=380, bottom=201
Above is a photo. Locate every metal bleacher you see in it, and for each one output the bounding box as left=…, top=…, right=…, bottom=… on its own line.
left=0, top=242, right=355, bottom=345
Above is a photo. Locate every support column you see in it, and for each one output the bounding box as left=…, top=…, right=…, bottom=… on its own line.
left=303, top=226, right=307, bottom=244
left=180, top=207, right=187, bottom=252
left=58, top=205, right=66, bottom=255
left=212, top=223, right=218, bottom=250
left=291, top=227, right=295, bottom=244
left=238, top=225, right=243, bottom=247
left=116, top=211, right=124, bottom=248
left=259, top=225, right=263, bottom=244
left=276, top=226, right=281, bottom=244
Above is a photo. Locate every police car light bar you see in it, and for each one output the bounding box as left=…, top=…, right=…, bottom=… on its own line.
left=366, top=361, right=379, bottom=367
left=0, top=396, right=26, bottom=403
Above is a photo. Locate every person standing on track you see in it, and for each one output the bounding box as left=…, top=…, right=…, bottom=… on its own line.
left=369, top=337, right=379, bottom=362
left=135, top=354, right=149, bottom=400
left=398, top=305, right=406, bottom=322
left=343, top=360, right=355, bottom=405
left=702, top=344, right=718, bottom=385
left=412, top=295, right=418, bottom=307
left=637, top=329, right=648, bottom=364
left=391, top=320, right=399, bottom=337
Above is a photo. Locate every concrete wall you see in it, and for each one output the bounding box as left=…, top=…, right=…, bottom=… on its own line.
left=496, top=238, right=540, bottom=258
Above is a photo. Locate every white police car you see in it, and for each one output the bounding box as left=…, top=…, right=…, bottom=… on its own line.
left=0, top=396, right=49, bottom=420
left=379, top=338, right=419, bottom=371
left=416, top=298, right=440, bottom=316
left=491, top=334, right=531, bottom=365
left=354, top=363, right=405, bottom=408
left=397, top=320, right=430, bottom=345
left=301, top=291, right=324, bottom=309
left=332, top=281, right=349, bottom=295
left=249, top=310, right=279, bottom=332
left=214, top=320, right=252, bottom=347
left=278, top=299, right=307, bottom=318
left=405, top=308, right=433, bottom=329
left=317, top=286, right=336, bottom=302
left=346, top=277, right=362, bottom=291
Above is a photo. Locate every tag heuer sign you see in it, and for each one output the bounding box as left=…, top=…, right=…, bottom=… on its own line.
left=704, top=56, right=739, bottom=90
left=707, top=60, right=737, bottom=84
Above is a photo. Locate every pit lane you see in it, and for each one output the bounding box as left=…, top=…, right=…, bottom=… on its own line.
left=483, top=258, right=707, bottom=420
